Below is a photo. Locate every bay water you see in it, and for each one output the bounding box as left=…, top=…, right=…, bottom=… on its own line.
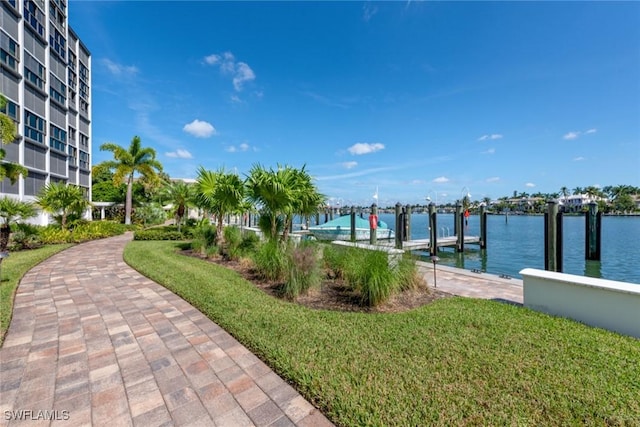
left=375, top=213, right=640, bottom=284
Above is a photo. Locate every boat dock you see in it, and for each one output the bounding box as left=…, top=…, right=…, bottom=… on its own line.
left=375, top=235, right=481, bottom=251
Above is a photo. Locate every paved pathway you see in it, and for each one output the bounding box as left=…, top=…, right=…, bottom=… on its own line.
left=0, top=233, right=332, bottom=427
left=416, top=261, right=524, bottom=304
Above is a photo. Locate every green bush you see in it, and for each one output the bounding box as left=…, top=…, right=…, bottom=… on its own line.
left=38, top=226, right=72, bottom=244
left=191, top=224, right=217, bottom=256
left=238, top=232, right=260, bottom=254
left=133, top=229, right=185, bottom=241
left=284, top=242, right=322, bottom=299
left=395, top=257, right=426, bottom=291
left=8, top=230, right=42, bottom=251
left=222, top=226, right=242, bottom=260
left=253, top=240, right=287, bottom=281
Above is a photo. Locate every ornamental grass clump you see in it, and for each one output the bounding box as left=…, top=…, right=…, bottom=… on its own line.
left=395, top=256, right=427, bottom=291
left=253, top=240, right=287, bottom=281
left=191, top=224, right=217, bottom=257
left=284, top=242, right=322, bottom=299
left=222, top=226, right=242, bottom=260
left=352, top=249, right=396, bottom=306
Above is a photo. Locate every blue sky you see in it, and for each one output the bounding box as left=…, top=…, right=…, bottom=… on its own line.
left=70, top=1, right=640, bottom=206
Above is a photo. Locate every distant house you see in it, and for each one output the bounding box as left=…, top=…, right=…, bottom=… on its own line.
left=558, top=194, right=604, bottom=213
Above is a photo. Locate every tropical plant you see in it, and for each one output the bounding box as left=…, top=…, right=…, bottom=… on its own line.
left=0, top=196, right=37, bottom=251
left=134, top=202, right=166, bottom=227
left=284, top=242, right=322, bottom=299
left=0, top=94, right=27, bottom=184
left=36, top=183, right=89, bottom=230
left=245, top=163, right=324, bottom=242
left=162, top=181, right=195, bottom=231
left=253, top=239, right=288, bottom=281
left=196, top=167, right=244, bottom=246
left=99, top=136, right=163, bottom=225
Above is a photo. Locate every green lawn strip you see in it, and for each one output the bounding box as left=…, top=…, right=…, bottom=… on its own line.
left=124, top=240, right=640, bottom=426
left=0, top=244, right=74, bottom=346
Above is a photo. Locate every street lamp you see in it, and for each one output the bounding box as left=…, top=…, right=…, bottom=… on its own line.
left=431, top=255, right=440, bottom=288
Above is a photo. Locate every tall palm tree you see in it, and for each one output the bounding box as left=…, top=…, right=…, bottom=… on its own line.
left=162, top=180, right=195, bottom=231
left=0, top=94, right=27, bottom=184
left=100, top=136, right=162, bottom=225
left=36, top=183, right=89, bottom=230
left=0, top=196, right=36, bottom=251
left=196, top=167, right=244, bottom=246
left=281, top=166, right=324, bottom=241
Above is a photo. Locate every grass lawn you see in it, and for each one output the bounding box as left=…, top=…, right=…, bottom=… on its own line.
left=0, top=244, right=73, bottom=346
left=124, top=240, right=640, bottom=426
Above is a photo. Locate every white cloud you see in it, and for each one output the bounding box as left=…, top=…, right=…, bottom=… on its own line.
left=363, top=3, right=378, bottom=21
left=573, top=156, right=585, bottom=161
left=226, top=143, right=251, bottom=153
left=103, top=59, right=138, bottom=77
left=486, top=177, right=500, bottom=183
left=563, top=131, right=580, bottom=140
left=166, top=149, right=193, bottom=159
left=525, top=182, right=536, bottom=188
left=204, top=54, right=220, bottom=65
left=411, top=179, right=426, bottom=185
left=183, top=119, right=216, bottom=138
left=478, top=134, right=503, bottom=141
left=348, top=142, right=385, bottom=155
left=585, top=128, right=597, bottom=134
left=204, top=52, right=256, bottom=92
left=233, top=62, right=256, bottom=91
left=342, top=161, right=358, bottom=169
left=230, top=95, right=242, bottom=104
left=433, top=176, right=449, bottom=183
left=483, top=148, right=496, bottom=154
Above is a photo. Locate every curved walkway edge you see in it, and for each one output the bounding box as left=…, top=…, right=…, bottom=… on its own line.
left=0, top=233, right=333, bottom=427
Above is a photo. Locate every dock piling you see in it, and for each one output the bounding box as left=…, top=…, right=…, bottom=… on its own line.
left=455, top=204, right=464, bottom=252
left=544, top=201, right=563, bottom=272
left=480, top=205, right=487, bottom=249
left=428, top=203, right=437, bottom=256
left=585, top=202, right=602, bottom=261
left=369, top=203, right=378, bottom=245
left=395, top=203, right=403, bottom=249
left=350, top=207, right=356, bottom=242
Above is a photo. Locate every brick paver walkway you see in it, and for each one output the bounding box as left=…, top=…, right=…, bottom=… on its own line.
left=0, top=233, right=332, bottom=427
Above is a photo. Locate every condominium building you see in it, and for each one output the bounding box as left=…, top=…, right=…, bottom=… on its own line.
left=1, top=0, right=91, bottom=224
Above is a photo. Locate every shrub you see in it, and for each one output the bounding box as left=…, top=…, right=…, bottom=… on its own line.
left=222, top=226, right=242, bottom=260
left=395, top=257, right=426, bottom=291
left=238, top=232, right=260, bottom=254
left=8, top=230, right=42, bottom=251
left=253, top=240, right=287, bottom=281
left=133, top=229, right=185, bottom=241
left=354, top=250, right=396, bottom=307
left=191, top=224, right=217, bottom=256
left=284, top=242, right=322, bottom=299
left=39, top=226, right=72, bottom=244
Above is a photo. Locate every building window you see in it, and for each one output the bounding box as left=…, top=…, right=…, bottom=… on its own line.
left=0, top=33, right=19, bottom=72
left=68, top=126, right=76, bottom=143
left=24, top=110, right=45, bottom=143
left=79, top=133, right=89, bottom=150
left=24, top=53, right=46, bottom=90
left=49, top=28, right=66, bottom=60
left=50, top=73, right=67, bottom=105
left=68, top=145, right=77, bottom=166
left=49, top=0, right=66, bottom=31
left=0, top=99, right=19, bottom=122
left=50, top=124, right=67, bottom=152
left=79, top=150, right=89, bottom=169
left=24, top=0, right=46, bottom=38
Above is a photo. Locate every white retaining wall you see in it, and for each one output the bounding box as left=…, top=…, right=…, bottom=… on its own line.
left=520, top=268, right=640, bottom=338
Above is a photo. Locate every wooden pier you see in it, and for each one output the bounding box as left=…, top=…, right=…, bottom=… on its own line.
left=376, top=235, right=482, bottom=251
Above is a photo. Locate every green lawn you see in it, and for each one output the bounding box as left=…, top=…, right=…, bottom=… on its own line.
left=0, top=244, right=73, bottom=346
left=124, top=240, right=640, bottom=426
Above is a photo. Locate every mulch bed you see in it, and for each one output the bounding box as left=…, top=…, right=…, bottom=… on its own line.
left=183, top=250, right=451, bottom=313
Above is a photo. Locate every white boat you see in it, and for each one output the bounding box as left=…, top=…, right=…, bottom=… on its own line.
left=308, top=215, right=395, bottom=241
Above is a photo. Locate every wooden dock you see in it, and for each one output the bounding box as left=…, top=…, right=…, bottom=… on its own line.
left=376, top=235, right=481, bottom=251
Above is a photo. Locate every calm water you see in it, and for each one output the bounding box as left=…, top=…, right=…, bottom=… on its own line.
left=374, top=213, right=640, bottom=284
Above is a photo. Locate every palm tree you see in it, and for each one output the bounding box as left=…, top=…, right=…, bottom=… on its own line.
left=162, top=180, right=195, bottom=231
left=100, top=136, right=162, bottom=225
left=0, top=94, right=27, bottom=184
left=572, top=186, right=583, bottom=195
left=0, top=196, right=37, bottom=251
left=245, top=164, right=324, bottom=242
left=36, top=183, right=89, bottom=230
left=196, top=167, right=244, bottom=246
